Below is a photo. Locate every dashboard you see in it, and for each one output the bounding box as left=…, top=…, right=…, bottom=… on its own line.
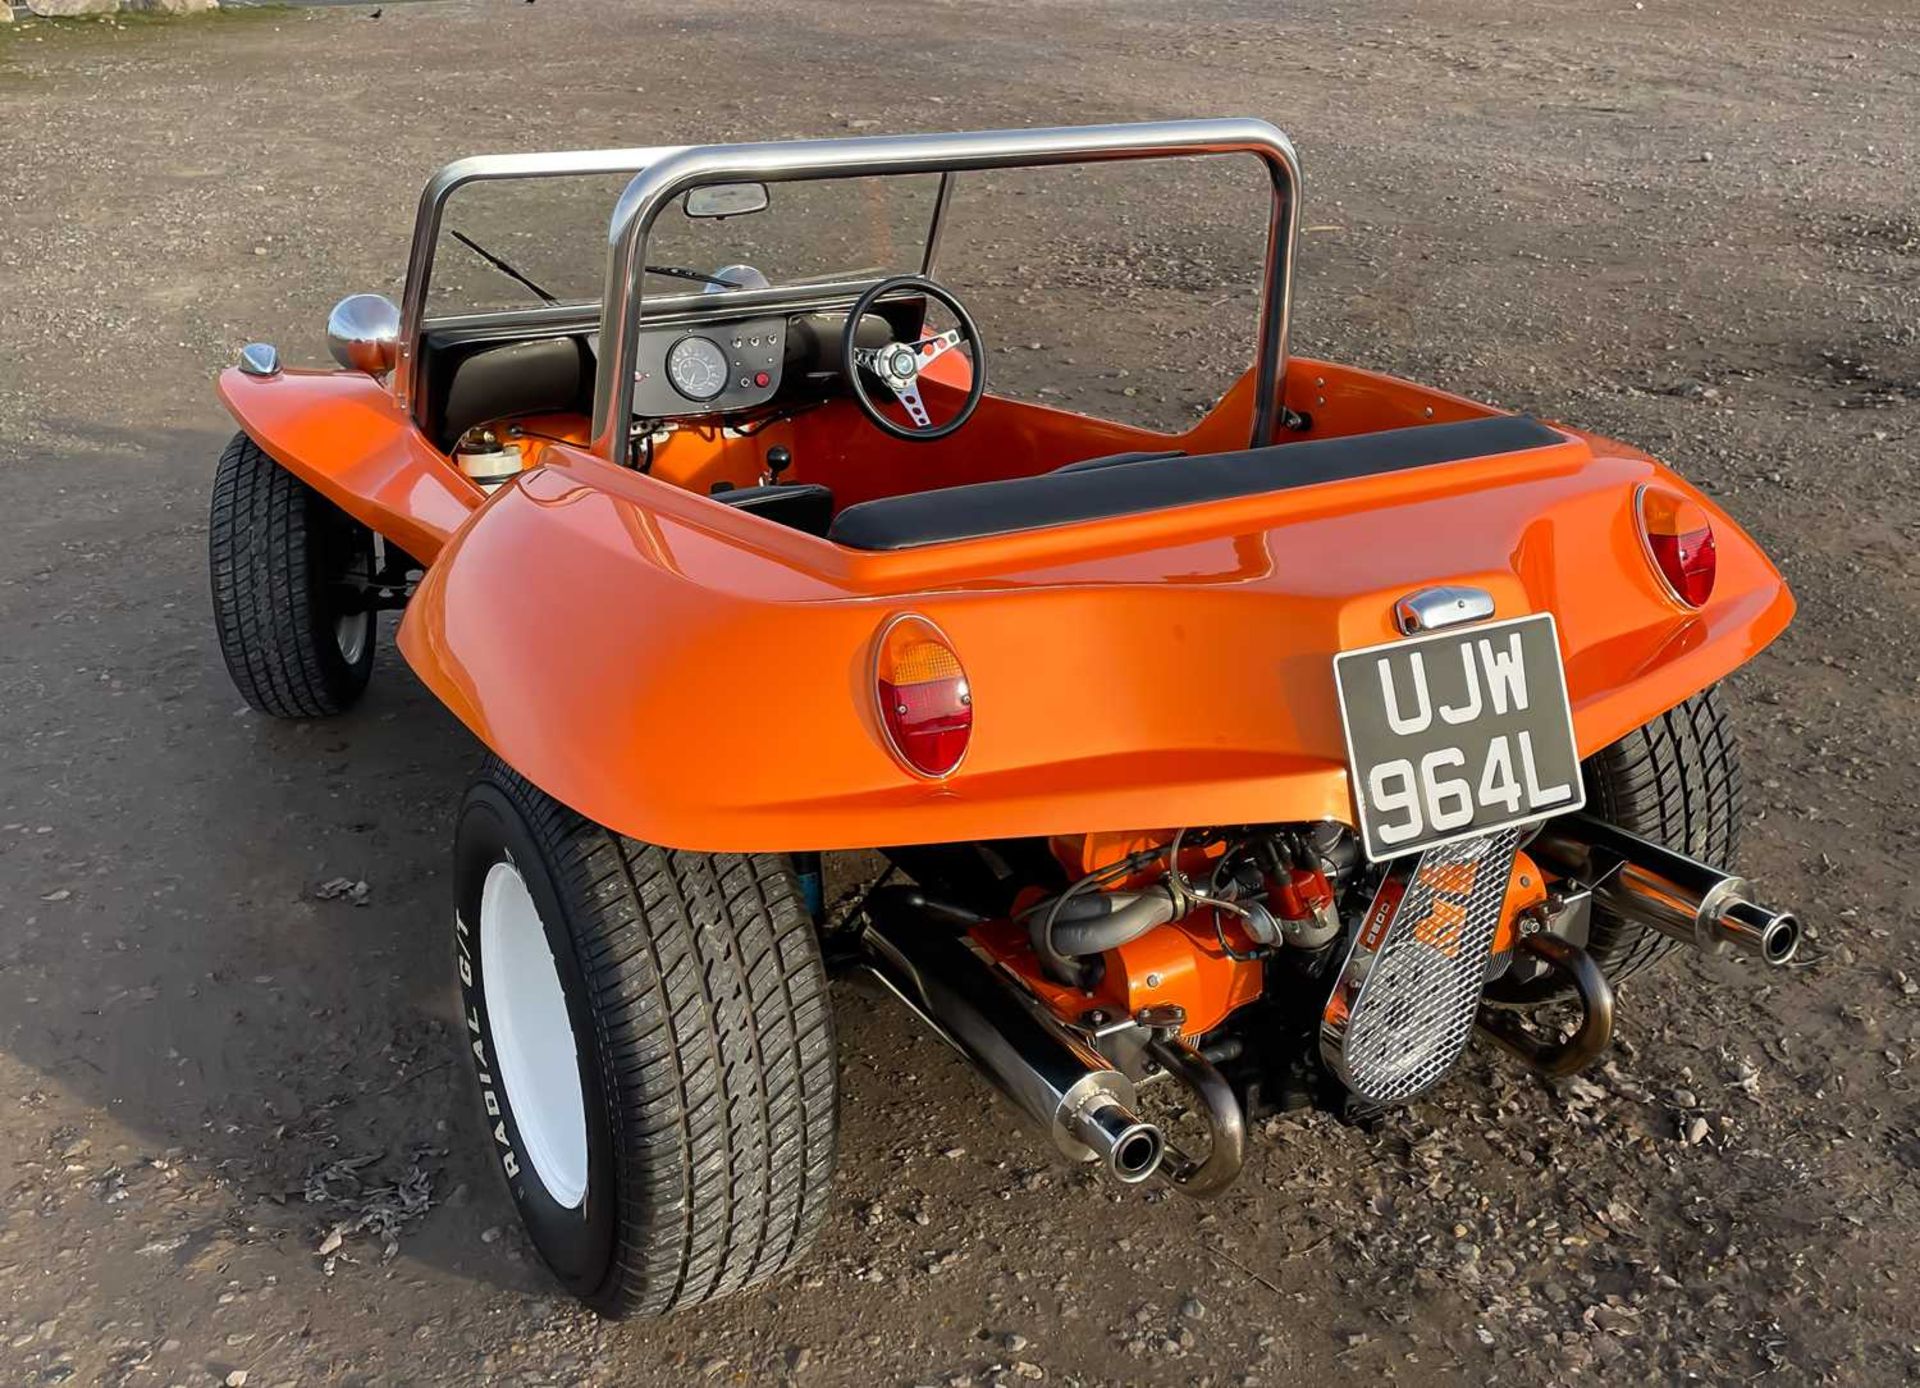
left=631, top=316, right=789, bottom=417
left=623, top=292, right=922, bottom=421
left=421, top=293, right=918, bottom=449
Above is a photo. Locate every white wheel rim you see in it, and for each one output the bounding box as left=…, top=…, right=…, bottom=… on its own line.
left=479, top=861, right=590, bottom=1209
left=334, top=609, right=371, bottom=665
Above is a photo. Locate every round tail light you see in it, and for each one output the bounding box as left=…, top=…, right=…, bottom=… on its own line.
left=873, top=614, right=972, bottom=778
left=1636, top=484, right=1717, bottom=608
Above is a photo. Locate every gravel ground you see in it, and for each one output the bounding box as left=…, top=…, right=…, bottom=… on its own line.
left=1, top=1, right=1917, bottom=1384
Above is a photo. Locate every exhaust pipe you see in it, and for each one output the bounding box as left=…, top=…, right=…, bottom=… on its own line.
left=1531, top=814, right=1801, bottom=966
left=861, top=888, right=1166, bottom=1185
left=1478, top=932, right=1616, bottom=1077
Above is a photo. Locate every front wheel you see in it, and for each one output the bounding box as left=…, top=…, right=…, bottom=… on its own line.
left=208, top=432, right=376, bottom=718
left=452, top=759, right=838, bottom=1318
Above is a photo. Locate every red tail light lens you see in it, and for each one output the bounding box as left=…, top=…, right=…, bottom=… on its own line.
left=1637, top=485, right=1717, bottom=608
left=873, top=614, right=972, bottom=778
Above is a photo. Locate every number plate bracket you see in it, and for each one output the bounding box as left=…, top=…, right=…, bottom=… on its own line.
left=1333, top=612, right=1584, bottom=862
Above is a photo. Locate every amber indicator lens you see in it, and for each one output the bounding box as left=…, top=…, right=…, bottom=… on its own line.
left=874, top=615, right=972, bottom=777
left=1638, top=486, right=1717, bottom=608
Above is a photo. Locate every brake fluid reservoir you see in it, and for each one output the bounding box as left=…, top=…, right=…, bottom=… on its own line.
left=455, top=430, right=525, bottom=493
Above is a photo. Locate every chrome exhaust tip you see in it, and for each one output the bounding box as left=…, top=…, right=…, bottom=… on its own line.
left=1713, top=896, right=1801, bottom=966
left=1064, top=1095, right=1165, bottom=1184
left=1533, top=816, right=1803, bottom=969
left=859, top=888, right=1168, bottom=1189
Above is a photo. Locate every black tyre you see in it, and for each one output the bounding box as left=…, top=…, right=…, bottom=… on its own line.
left=453, top=758, right=838, bottom=1319
left=1499, top=686, right=1744, bottom=1002
left=209, top=431, right=376, bottom=718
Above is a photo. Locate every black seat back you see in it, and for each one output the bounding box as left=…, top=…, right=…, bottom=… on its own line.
left=421, top=332, right=594, bottom=451
left=1053, top=448, right=1186, bottom=474
left=827, top=416, right=1564, bottom=551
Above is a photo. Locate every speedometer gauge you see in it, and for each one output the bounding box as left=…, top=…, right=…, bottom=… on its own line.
left=666, top=335, right=730, bottom=402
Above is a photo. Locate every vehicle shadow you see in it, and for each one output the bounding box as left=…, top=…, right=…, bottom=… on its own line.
left=0, top=420, right=966, bottom=1312
left=0, top=421, right=565, bottom=1297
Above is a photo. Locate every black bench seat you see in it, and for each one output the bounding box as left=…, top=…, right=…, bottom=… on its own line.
left=826, top=415, right=1565, bottom=552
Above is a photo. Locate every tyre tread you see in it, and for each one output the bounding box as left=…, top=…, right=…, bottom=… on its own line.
left=474, top=759, right=836, bottom=1318
left=208, top=431, right=371, bottom=717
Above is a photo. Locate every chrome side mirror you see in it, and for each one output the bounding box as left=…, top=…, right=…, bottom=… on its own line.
left=327, top=293, right=401, bottom=375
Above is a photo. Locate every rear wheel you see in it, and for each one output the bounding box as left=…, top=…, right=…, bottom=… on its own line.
left=1502, top=686, right=1744, bottom=1001
left=209, top=432, right=376, bottom=717
left=1580, top=685, right=1744, bottom=983
left=453, top=758, right=838, bottom=1318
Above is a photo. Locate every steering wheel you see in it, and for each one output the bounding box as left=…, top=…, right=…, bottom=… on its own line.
left=841, top=275, right=986, bottom=442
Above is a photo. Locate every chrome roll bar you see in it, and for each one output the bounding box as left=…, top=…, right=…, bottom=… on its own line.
left=396, top=121, right=1302, bottom=459
left=592, top=120, right=1300, bottom=460
left=395, top=146, right=681, bottom=417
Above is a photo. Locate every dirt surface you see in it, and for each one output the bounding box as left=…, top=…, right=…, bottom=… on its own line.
left=2, top=1, right=1918, bottom=1384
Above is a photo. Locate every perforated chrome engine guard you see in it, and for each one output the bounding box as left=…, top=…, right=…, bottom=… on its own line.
left=1320, top=829, right=1522, bottom=1106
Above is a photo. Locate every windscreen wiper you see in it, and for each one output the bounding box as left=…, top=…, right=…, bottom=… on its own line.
left=644, top=264, right=742, bottom=289
left=450, top=228, right=559, bottom=305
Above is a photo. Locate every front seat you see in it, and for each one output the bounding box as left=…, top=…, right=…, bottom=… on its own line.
left=709, top=482, right=835, bottom=537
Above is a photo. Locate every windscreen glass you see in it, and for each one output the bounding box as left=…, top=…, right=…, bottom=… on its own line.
left=423, top=170, right=940, bottom=321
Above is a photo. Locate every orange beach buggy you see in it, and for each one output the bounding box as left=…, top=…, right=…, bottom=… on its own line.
left=208, top=121, right=1800, bottom=1318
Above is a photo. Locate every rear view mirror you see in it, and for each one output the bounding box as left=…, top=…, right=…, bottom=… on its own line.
left=684, top=182, right=770, bottom=219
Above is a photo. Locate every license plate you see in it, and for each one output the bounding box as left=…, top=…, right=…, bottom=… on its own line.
left=1333, top=612, right=1584, bottom=862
